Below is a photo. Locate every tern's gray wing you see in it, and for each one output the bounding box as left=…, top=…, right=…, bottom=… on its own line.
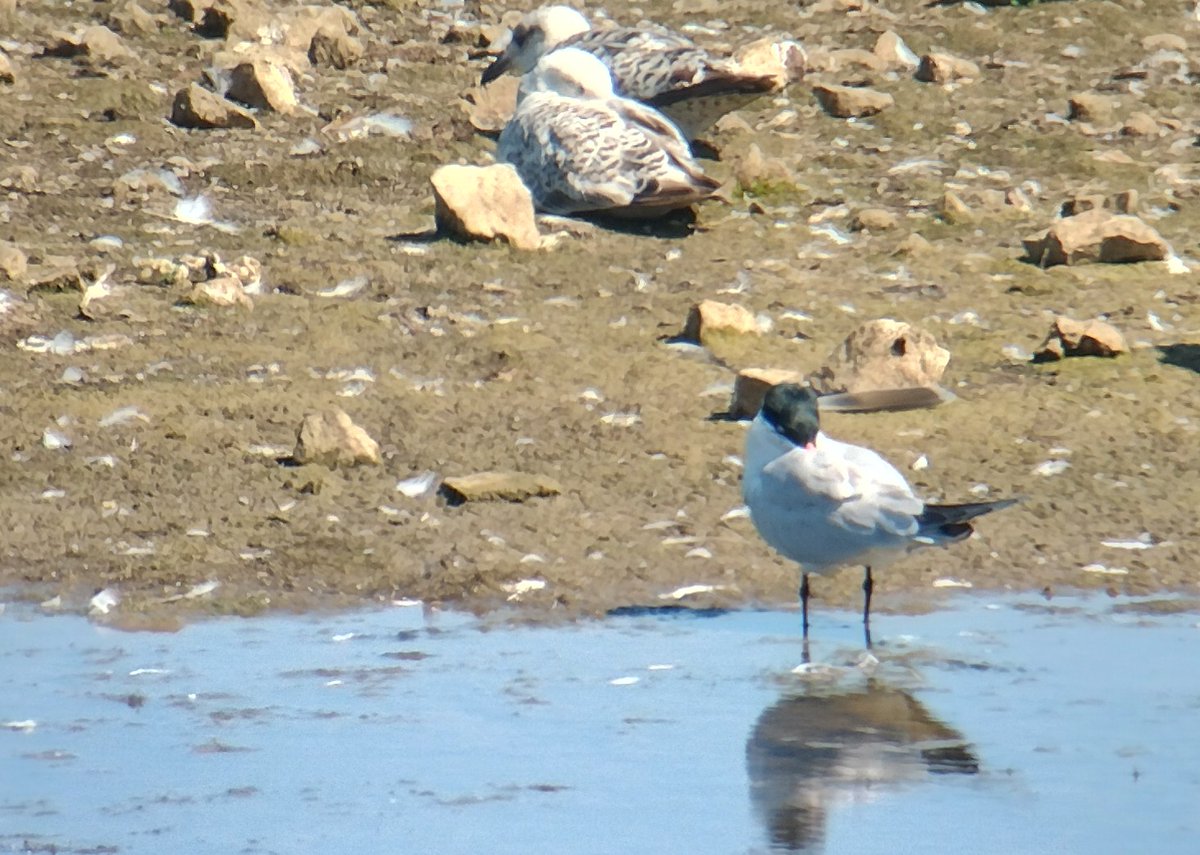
left=497, top=93, right=719, bottom=216
left=759, top=439, right=923, bottom=540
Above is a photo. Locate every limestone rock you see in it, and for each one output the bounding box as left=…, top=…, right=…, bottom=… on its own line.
left=1034, top=317, right=1127, bottom=362
left=1067, top=92, right=1113, bottom=122
left=1141, top=34, right=1186, bottom=53
left=812, top=83, right=894, bottom=118
left=293, top=409, right=381, bottom=468
left=0, top=50, right=14, bottom=85
left=826, top=48, right=887, bottom=73
left=851, top=208, right=899, bottom=231
left=186, top=275, right=253, bottom=309
left=464, top=76, right=519, bottom=134
left=915, top=52, right=979, bottom=83
left=227, top=60, right=298, bottom=114
left=874, top=30, right=918, bottom=69
left=108, top=0, right=161, bottom=35
left=1122, top=111, right=1160, bottom=136
left=734, top=144, right=798, bottom=191
left=730, top=368, right=805, bottom=419
left=309, top=26, right=363, bottom=69
left=1023, top=209, right=1169, bottom=267
left=808, top=319, right=950, bottom=395
left=195, top=0, right=267, bottom=40
left=732, top=38, right=806, bottom=88
left=171, top=84, right=258, bottom=130
left=0, top=241, right=28, bottom=281
left=430, top=164, right=540, bottom=251
left=894, top=234, right=932, bottom=256
left=683, top=300, right=761, bottom=344
left=940, top=191, right=974, bottom=224
left=439, top=471, right=562, bottom=505
left=45, top=25, right=134, bottom=65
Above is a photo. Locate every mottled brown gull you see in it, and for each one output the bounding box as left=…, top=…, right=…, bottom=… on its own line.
left=496, top=48, right=722, bottom=217
left=482, top=5, right=783, bottom=140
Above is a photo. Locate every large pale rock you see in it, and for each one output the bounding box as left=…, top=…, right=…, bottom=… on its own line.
left=45, top=26, right=135, bottom=64
left=1034, top=317, right=1127, bottom=362
left=185, top=275, right=253, bottom=309
left=171, top=84, right=258, bottom=129
left=1067, top=92, right=1113, bottom=122
left=915, top=52, right=979, bottom=83
left=813, top=83, right=894, bottom=118
left=1023, top=209, right=1170, bottom=267
left=851, top=208, right=899, bottom=231
left=0, top=241, right=28, bottom=281
left=808, top=319, right=950, bottom=395
left=226, top=60, right=298, bottom=114
left=464, top=76, right=519, bottom=134
left=0, top=50, right=14, bottom=85
left=682, top=299, right=761, bottom=344
left=293, top=409, right=381, bottom=467
left=874, top=30, right=918, bottom=69
left=730, top=368, right=805, bottom=419
left=1122, top=111, right=1160, bottom=136
left=430, top=164, right=540, bottom=251
left=309, top=26, right=363, bottom=68
left=439, top=471, right=562, bottom=505
left=732, top=38, right=806, bottom=88
left=108, top=0, right=160, bottom=35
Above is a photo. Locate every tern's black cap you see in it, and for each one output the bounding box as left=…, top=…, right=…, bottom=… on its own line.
left=761, top=383, right=820, bottom=447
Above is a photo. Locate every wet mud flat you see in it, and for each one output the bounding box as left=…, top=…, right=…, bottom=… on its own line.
left=2, top=592, right=1199, bottom=853
left=0, top=1, right=1197, bottom=621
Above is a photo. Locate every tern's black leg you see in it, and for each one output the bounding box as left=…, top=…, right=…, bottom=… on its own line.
left=799, top=572, right=811, bottom=638
left=862, top=567, right=874, bottom=648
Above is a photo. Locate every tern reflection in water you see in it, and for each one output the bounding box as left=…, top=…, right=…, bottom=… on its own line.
left=746, top=680, right=979, bottom=852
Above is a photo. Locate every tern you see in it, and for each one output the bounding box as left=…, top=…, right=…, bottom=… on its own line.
left=742, top=383, right=1016, bottom=643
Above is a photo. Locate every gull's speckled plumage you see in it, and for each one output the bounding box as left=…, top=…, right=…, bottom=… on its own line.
left=482, top=5, right=780, bottom=140
left=496, top=48, right=721, bottom=217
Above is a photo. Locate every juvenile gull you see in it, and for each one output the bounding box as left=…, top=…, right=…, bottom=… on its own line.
left=482, top=5, right=783, bottom=140
left=742, top=383, right=1017, bottom=644
left=496, top=48, right=721, bottom=217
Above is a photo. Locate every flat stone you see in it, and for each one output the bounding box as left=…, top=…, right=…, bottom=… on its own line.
left=439, top=471, right=562, bottom=505
left=894, top=233, right=932, bottom=256
left=293, top=408, right=381, bottom=468
left=916, top=51, right=979, bottom=83
left=45, top=25, right=135, bottom=64
left=226, top=59, right=298, bottom=114
left=1034, top=317, right=1127, bottom=362
left=1141, top=34, right=1187, bottom=52
left=812, top=83, right=893, bottom=118
left=0, top=241, right=28, bottom=281
left=730, top=368, right=805, bottom=419
left=1024, top=208, right=1169, bottom=267
left=171, top=84, right=258, bottom=130
left=851, top=208, right=899, bottom=231
left=826, top=47, right=887, bottom=73
left=682, top=299, right=761, bottom=344
left=431, top=163, right=540, bottom=251
left=808, top=319, right=950, bottom=395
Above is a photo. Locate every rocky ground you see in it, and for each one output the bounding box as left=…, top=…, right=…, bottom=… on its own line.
left=0, top=0, right=1198, bottom=628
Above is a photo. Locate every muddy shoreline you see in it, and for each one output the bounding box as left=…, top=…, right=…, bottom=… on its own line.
left=0, top=0, right=1197, bottom=626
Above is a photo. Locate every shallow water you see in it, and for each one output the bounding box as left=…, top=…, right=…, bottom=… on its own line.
left=2, top=594, right=1198, bottom=854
